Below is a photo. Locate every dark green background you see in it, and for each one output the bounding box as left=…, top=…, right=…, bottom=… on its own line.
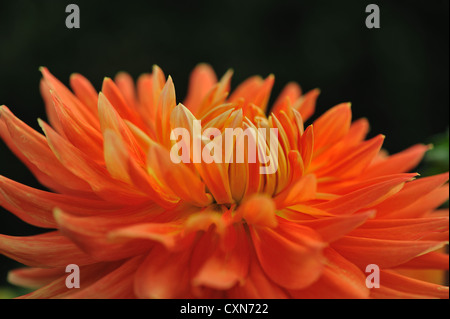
left=0, top=0, right=448, bottom=290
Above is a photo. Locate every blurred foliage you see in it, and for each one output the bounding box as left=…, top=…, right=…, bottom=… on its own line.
left=0, top=286, right=32, bottom=299
left=422, top=129, right=450, bottom=177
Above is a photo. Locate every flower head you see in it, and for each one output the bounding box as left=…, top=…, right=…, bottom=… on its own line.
left=0, top=64, right=448, bottom=298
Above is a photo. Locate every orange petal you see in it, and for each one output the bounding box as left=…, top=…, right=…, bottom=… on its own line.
left=271, top=82, right=302, bottom=116
left=0, top=106, right=91, bottom=194
left=0, top=231, right=95, bottom=268
left=273, top=174, right=317, bottom=208
left=170, top=104, right=233, bottom=204
left=382, top=183, right=449, bottom=219
left=250, top=219, right=325, bottom=290
left=332, top=236, right=447, bottom=268
left=371, top=270, right=449, bottom=299
left=101, top=77, right=146, bottom=130
left=69, top=73, right=99, bottom=115
left=374, top=173, right=449, bottom=216
left=8, top=267, right=65, bottom=289
left=184, top=63, right=218, bottom=115
left=227, top=256, right=289, bottom=299
left=39, top=120, right=147, bottom=204
left=365, top=144, right=430, bottom=178
left=114, top=72, right=138, bottom=110
left=299, top=210, right=375, bottom=243
left=312, top=103, right=351, bottom=154
left=348, top=217, right=449, bottom=241
left=294, top=88, right=320, bottom=122
left=40, top=67, right=99, bottom=130
left=40, top=79, right=66, bottom=135
left=154, top=76, right=177, bottom=148
left=53, top=206, right=165, bottom=261
left=108, top=222, right=183, bottom=250
left=290, top=248, right=370, bottom=299
left=65, top=256, right=143, bottom=299
left=147, top=143, right=213, bottom=207
left=0, top=175, right=117, bottom=228
left=18, top=262, right=123, bottom=299
left=134, top=243, right=193, bottom=298
left=196, top=69, right=233, bottom=118
left=314, top=174, right=416, bottom=215
left=50, top=91, right=104, bottom=163
left=315, top=135, right=385, bottom=179
left=235, top=194, right=278, bottom=228
left=395, top=251, right=449, bottom=270
left=299, top=124, right=314, bottom=171
left=192, top=225, right=250, bottom=290
left=98, top=92, right=146, bottom=164
left=252, top=74, right=275, bottom=112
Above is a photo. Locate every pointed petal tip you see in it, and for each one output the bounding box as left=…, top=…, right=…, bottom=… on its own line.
left=152, top=64, right=163, bottom=73
left=38, top=66, right=48, bottom=73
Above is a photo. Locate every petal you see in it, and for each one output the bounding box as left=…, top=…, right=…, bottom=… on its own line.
left=0, top=231, right=95, bottom=268
left=147, top=143, right=213, bottom=207
left=227, top=256, right=289, bottom=299
left=299, top=124, right=314, bottom=171
left=108, top=222, right=183, bottom=250
left=397, top=251, right=449, bottom=270
left=49, top=91, right=104, bottom=163
left=154, top=76, right=177, bottom=148
left=312, top=103, right=351, bottom=154
left=192, top=225, right=250, bottom=290
left=0, top=176, right=115, bottom=228
left=98, top=92, right=146, bottom=163
left=382, top=184, right=449, bottom=219
left=40, top=67, right=99, bottom=129
left=348, top=217, right=449, bottom=241
left=184, top=63, right=218, bottom=115
left=0, top=106, right=91, bottom=194
left=332, top=236, right=447, bottom=268
left=371, top=270, right=449, bottom=299
left=271, top=82, right=302, bottom=116
left=170, top=104, right=233, bottom=204
left=298, top=210, right=375, bottom=243
left=273, top=174, right=317, bottom=208
left=294, top=88, right=320, bottom=121
left=235, top=194, right=278, bottom=228
left=53, top=206, right=168, bottom=261
left=8, top=267, right=65, bottom=289
left=39, top=120, right=146, bottom=204
left=101, top=77, right=146, bottom=130
left=64, top=256, right=143, bottom=299
left=365, top=144, right=430, bottom=178
left=374, top=173, right=449, bottom=216
left=196, top=69, right=233, bottom=118
left=69, top=73, right=99, bottom=115
left=114, top=72, right=138, bottom=110
left=17, top=262, right=122, bottom=299
left=290, top=248, right=370, bottom=299
left=134, top=243, right=193, bottom=299
left=314, top=174, right=416, bottom=215
left=314, top=135, right=385, bottom=179
left=250, top=219, right=325, bottom=290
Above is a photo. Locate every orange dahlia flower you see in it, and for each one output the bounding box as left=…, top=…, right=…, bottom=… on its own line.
left=0, top=64, right=448, bottom=299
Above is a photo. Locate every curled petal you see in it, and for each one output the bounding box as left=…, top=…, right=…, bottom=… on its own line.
left=250, top=219, right=326, bottom=290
